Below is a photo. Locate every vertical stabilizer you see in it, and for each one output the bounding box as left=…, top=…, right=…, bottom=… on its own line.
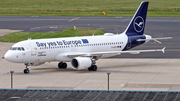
left=124, top=1, right=149, bottom=36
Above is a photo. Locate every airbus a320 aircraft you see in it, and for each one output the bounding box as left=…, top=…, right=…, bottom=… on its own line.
left=4, top=2, right=171, bottom=74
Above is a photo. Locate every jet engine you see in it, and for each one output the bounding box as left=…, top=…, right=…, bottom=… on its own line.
left=71, top=57, right=92, bottom=70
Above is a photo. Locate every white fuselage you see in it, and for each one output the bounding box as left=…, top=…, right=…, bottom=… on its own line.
left=4, top=33, right=128, bottom=64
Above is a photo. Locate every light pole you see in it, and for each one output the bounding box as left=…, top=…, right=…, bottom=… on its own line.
left=107, top=72, right=111, bottom=90
left=10, top=71, right=14, bottom=89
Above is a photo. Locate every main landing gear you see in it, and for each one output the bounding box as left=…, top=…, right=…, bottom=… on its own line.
left=88, top=65, right=97, bottom=71
left=24, top=63, right=30, bottom=74
left=58, top=62, right=67, bottom=69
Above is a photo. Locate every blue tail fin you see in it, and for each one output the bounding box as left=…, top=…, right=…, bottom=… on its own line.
left=124, top=1, right=149, bottom=36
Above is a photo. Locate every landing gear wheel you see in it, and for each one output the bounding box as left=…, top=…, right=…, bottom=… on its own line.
left=58, top=62, right=67, bottom=69
left=58, top=62, right=63, bottom=69
left=88, top=65, right=97, bottom=71
left=61, top=63, right=67, bottom=69
left=88, top=67, right=92, bottom=71
left=24, top=69, right=29, bottom=74
left=92, top=65, right=97, bottom=71
left=24, top=63, right=30, bottom=74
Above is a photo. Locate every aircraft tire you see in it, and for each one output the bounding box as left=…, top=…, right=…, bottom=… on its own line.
left=58, top=62, right=67, bottom=69
left=92, top=65, right=97, bottom=71
left=88, top=67, right=92, bottom=71
left=58, top=62, right=63, bottom=68
left=24, top=69, right=29, bottom=74
left=88, top=65, right=97, bottom=71
left=62, top=63, right=67, bottom=69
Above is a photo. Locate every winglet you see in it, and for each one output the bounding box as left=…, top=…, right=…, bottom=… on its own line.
left=162, top=47, right=166, bottom=53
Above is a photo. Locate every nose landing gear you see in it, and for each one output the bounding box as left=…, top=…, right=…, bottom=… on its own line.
left=24, top=63, right=30, bottom=74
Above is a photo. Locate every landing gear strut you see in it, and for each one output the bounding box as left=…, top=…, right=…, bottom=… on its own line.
left=24, top=64, right=30, bottom=74
left=58, top=62, right=67, bottom=69
left=88, top=65, right=97, bottom=71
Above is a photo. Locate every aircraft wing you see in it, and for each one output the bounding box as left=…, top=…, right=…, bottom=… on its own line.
left=67, top=47, right=166, bottom=58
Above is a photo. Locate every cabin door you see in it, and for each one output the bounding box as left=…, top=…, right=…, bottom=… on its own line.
left=29, top=43, right=37, bottom=56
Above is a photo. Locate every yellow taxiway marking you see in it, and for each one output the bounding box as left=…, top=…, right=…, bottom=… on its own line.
left=68, top=17, right=80, bottom=22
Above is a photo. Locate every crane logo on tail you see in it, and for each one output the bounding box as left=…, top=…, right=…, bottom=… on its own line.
left=133, top=16, right=144, bottom=33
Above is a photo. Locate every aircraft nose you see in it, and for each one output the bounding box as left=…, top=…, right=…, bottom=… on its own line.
left=4, top=51, right=12, bottom=61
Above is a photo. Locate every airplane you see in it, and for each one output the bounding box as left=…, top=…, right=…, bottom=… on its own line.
left=4, top=1, right=171, bottom=74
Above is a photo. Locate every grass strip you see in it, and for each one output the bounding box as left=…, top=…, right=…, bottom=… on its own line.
left=0, top=11, right=180, bottom=17
left=0, top=29, right=105, bottom=42
left=0, top=0, right=180, bottom=17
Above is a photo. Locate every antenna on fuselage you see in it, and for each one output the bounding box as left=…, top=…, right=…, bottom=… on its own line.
left=28, top=38, right=31, bottom=40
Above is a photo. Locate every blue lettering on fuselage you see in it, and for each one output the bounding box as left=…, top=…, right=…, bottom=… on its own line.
left=56, top=41, right=63, bottom=45
left=63, top=40, right=82, bottom=45
left=47, top=42, right=57, bottom=47
left=35, top=39, right=87, bottom=47
left=36, top=42, right=46, bottom=47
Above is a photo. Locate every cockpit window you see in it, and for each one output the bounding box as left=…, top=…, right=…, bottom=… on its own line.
left=21, top=47, right=25, bottom=51
left=12, top=47, right=17, bottom=50
left=17, top=47, right=21, bottom=51
left=10, top=47, right=25, bottom=51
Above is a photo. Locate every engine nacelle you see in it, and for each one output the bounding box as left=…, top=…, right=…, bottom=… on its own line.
left=26, top=62, right=45, bottom=66
left=71, top=57, right=92, bottom=70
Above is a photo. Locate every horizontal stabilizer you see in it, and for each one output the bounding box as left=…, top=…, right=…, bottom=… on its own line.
left=137, top=37, right=172, bottom=42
